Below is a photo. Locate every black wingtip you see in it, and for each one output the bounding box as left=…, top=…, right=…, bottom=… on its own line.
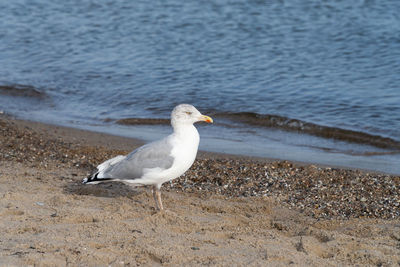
left=82, top=172, right=112, bottom=184
left=82, top=172, right=98, bottom=184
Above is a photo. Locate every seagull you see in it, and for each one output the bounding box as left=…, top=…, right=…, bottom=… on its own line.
left=82, top=104, right=213, bottom=211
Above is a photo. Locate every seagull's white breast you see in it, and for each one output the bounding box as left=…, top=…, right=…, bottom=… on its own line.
left=156, top=125, right=200, bottom=185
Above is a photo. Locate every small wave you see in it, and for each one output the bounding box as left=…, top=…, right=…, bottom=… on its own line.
left=113, top=118, right=170, bottom=125
left=0, top=84, right=46, bottom=99
left=215, top=112, right=400, bottom=150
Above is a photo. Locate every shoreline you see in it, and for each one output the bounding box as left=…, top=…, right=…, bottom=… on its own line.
left=4, top=113, right=399, bottom=176
left=1, top=114, right=400, bottom=265
left=7, top=104, right=400, bottom=175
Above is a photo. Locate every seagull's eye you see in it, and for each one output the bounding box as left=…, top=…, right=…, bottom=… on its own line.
left=185, top=111, right=192, bottom=115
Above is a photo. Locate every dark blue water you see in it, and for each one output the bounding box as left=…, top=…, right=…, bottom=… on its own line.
left=1, top=0, right=399, bottom=173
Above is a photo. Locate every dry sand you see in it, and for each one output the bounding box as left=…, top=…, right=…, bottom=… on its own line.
left=1, top=115, right=400, bottom=266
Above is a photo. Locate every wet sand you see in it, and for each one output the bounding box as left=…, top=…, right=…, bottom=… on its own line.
left=0, top=115, right=399, bottom=266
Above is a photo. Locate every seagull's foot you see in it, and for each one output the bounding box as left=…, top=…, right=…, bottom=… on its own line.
left=151, top=208, right=179, bottom=218
left=161, top=209, right=177, bottom=216
left=150, top=207, right=164, bottom=215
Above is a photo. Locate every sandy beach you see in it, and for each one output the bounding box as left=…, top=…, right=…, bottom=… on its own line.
left=1, top=114, right=400, bottom=266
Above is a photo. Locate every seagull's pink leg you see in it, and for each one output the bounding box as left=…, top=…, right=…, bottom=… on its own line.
left=152, top=185, right=164, bottom=211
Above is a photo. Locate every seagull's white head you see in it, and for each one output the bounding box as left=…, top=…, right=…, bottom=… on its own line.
left=171, top=104, right=213, bottom=127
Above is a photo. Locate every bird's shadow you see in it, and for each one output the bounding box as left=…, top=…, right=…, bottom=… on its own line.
left=63, top=180, right=143, bottom=199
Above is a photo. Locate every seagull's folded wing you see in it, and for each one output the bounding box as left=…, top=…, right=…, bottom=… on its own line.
left=100, top=138, right=175, bottom=180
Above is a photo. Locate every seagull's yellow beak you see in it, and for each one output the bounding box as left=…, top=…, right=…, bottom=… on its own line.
left=199, top=115, right=213, bottom=123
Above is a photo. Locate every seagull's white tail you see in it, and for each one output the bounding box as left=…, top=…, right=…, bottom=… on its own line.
left=82, top=155, right=126, bottom=184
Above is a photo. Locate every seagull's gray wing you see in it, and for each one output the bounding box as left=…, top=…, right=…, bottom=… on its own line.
left=101, top=138, right=174, bottom=180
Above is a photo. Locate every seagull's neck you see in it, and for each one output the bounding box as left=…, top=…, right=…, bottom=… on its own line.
left=172, top=123, right=199, bottom=140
